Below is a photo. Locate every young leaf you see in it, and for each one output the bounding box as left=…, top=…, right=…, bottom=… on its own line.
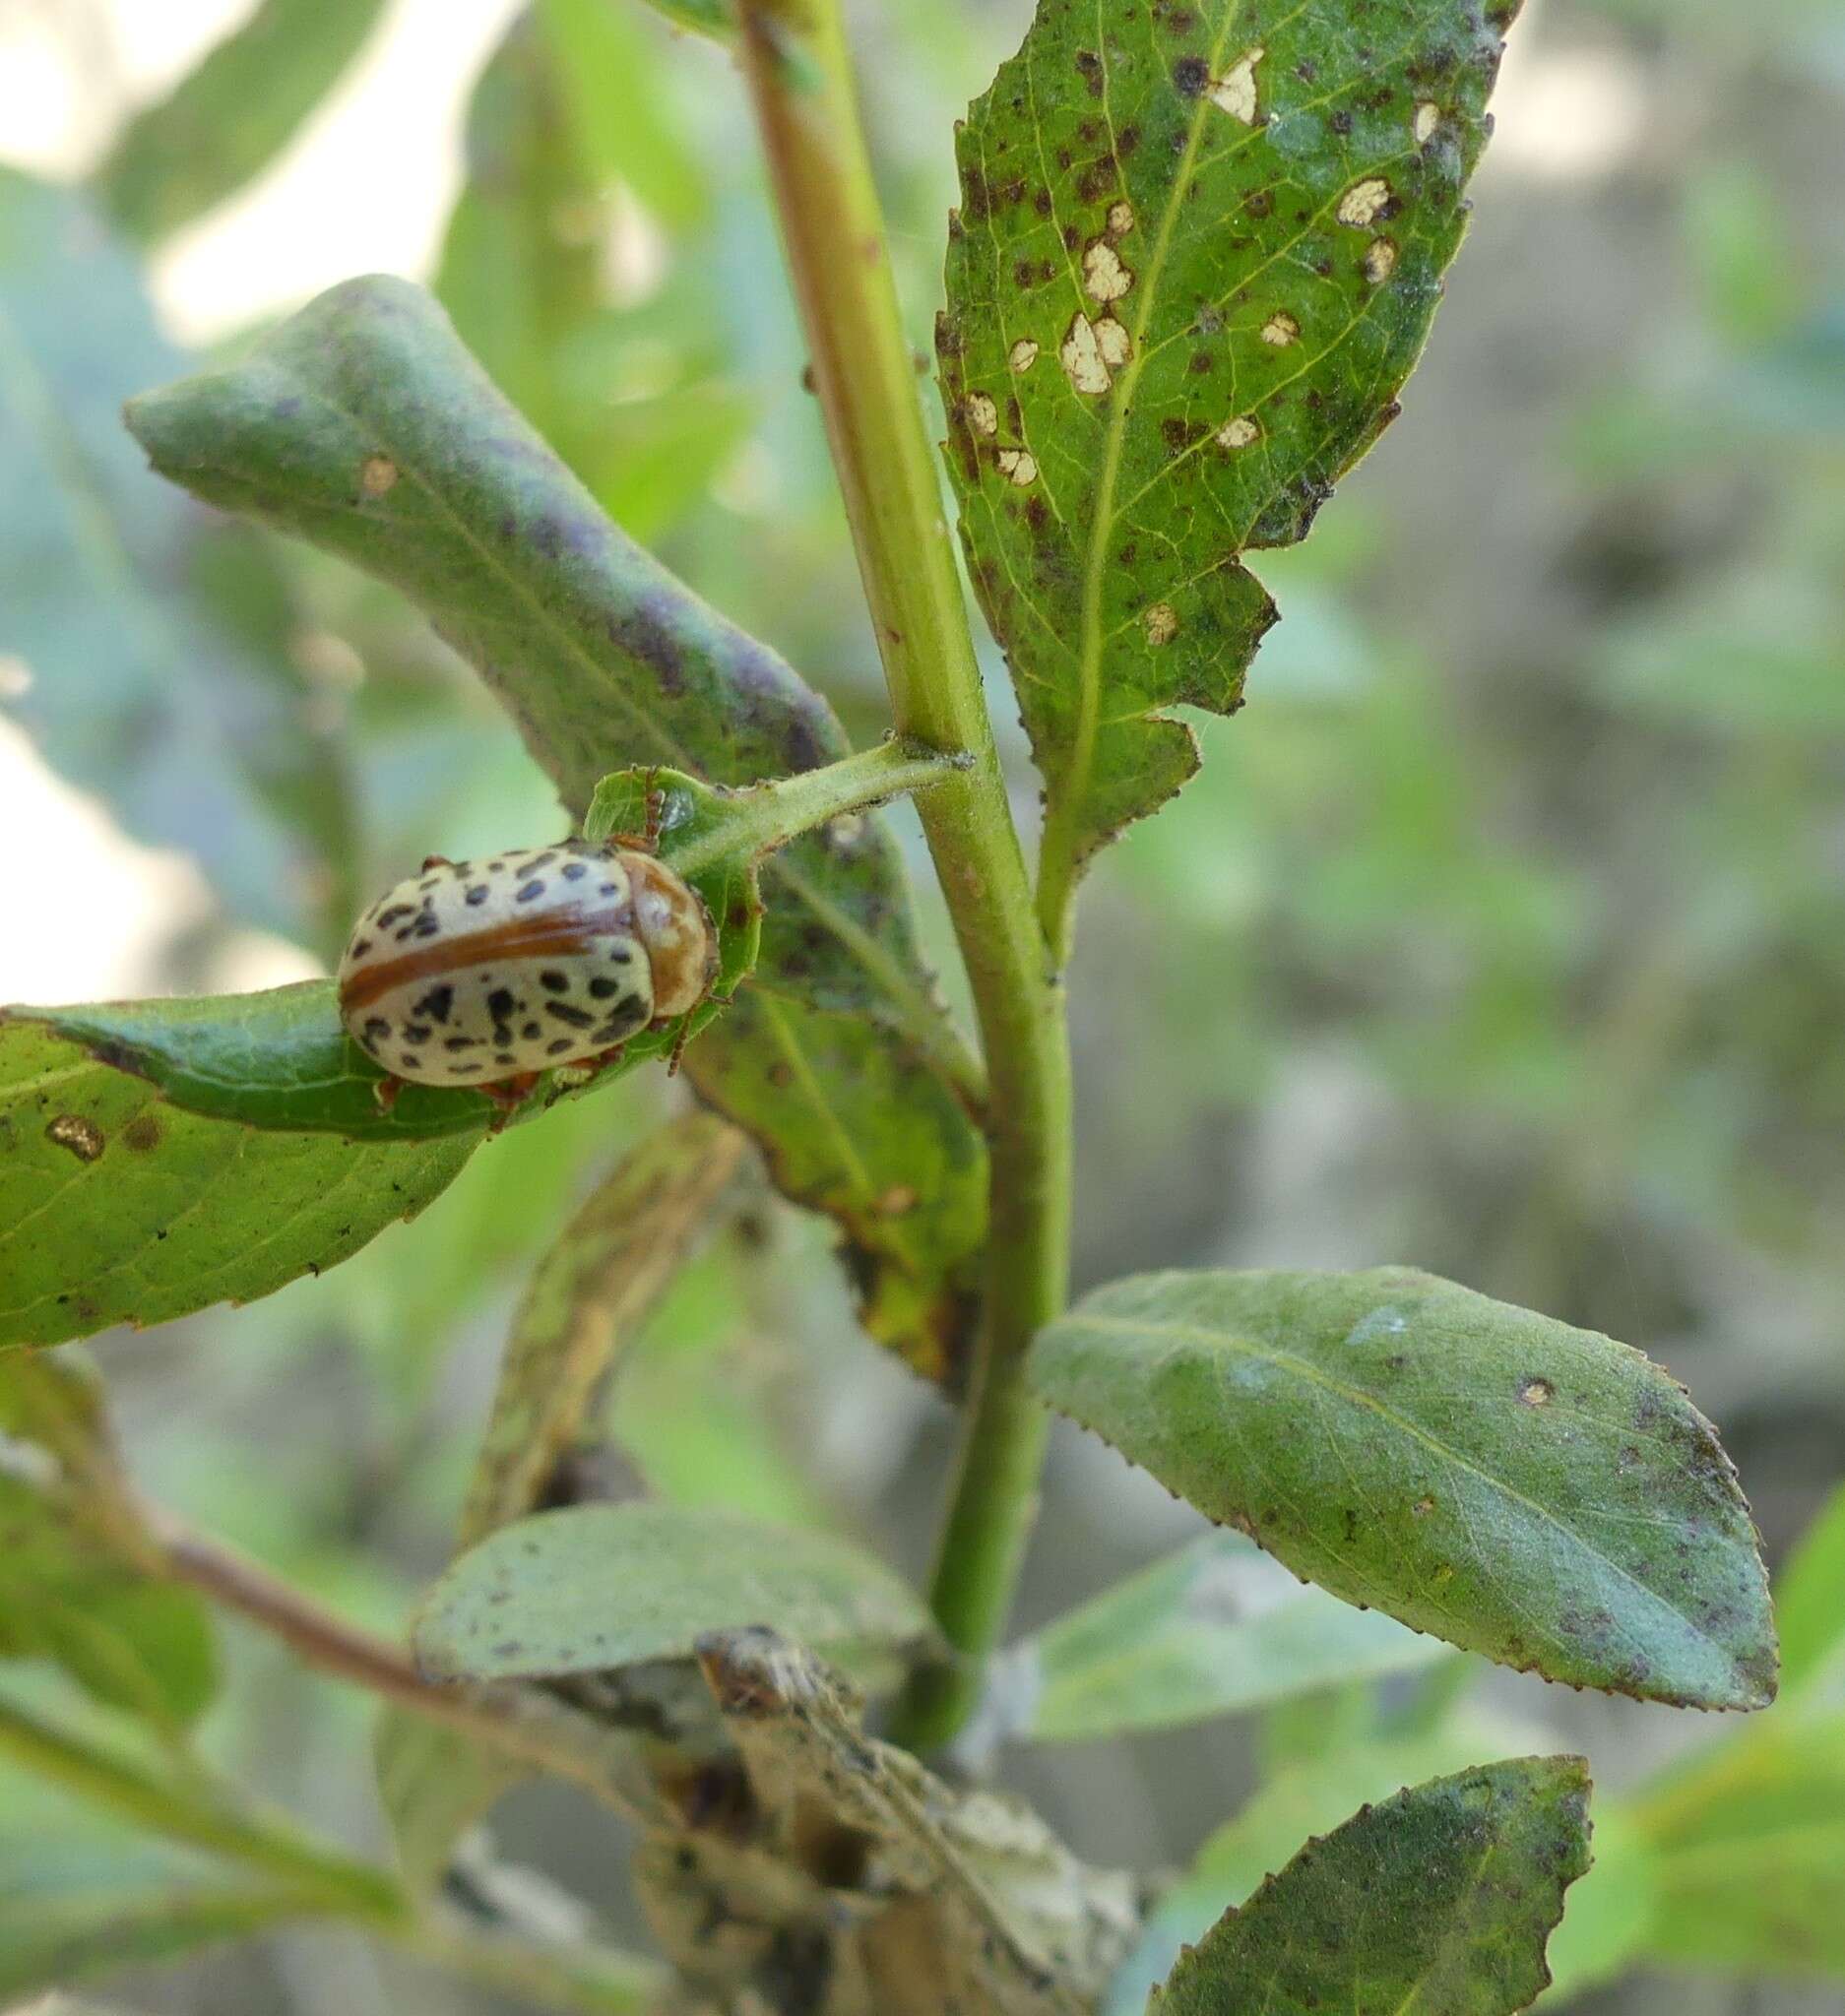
left=1032, top=1268, right=1777, bottom=1709
left=92, top=0, right=387, bottom=242
left=412, top=1501, right=934, bottom=1684
left=0, top=169, right=351, bottom=943
left=1151, top=1757, right=1590, bottom=2015
left=124, top=276, right=987, bottom=1383
left=940, top=0, right=1519, bottom=928
left=1007, top=1531, right=1450, bottom=1744
left=0, top=1018, right=472, bottom=1350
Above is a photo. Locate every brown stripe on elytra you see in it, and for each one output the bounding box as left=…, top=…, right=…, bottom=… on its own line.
left=339, top=901, right=637, bottom=1014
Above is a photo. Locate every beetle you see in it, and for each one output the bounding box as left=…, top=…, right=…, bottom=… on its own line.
left=336, top=834, right=717, bottom=1117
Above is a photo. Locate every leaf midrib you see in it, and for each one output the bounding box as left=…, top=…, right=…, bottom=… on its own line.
left=1053, top=0, right=1251, bottom=904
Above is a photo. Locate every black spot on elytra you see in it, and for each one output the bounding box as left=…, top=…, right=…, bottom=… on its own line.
left=522, top=1021, right=541, bottom=1040
left=400, top=1052, right=422, bottom=1071
left=465, top=884, right=488, bottom=906
left=412, top=984, right=453, bottom=1023
left=541, top=971, right=570, bottom=993
left=411, top=913, right=440, bottom=940
left=562, top=861, right=587, bottom=880
left=444, top=1036, right=479, bottom=1052
left=589, top=976, right=620, bottom=999
left=376, top=904, right=414, bottom=927
left=405, top=1024, right=432, bottom=1044
left=350, top=938, right=371, bottom=958
left=494, top=1052, right=517, bottom=1066
left=363, top=1017, right=390, bottom=1042
left=517, top=879, right=545, bottom=903
left=599, top=882, right=618, bottom=896
left=1173, top=53, right=1210, bottom=96
left=545, top=1001, right=594, bottom=1030
left=486, top=987, right=516, bottom=1023
left=608, top=946, right=633, bottom=964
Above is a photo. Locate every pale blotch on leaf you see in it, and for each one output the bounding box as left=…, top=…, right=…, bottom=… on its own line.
left=1143, top=602, right=1179, bottom=647
left=1519, top=1375, right=1555, bottom=1408
left=1082, top=239, right=1133, bottom=304
left=1009, top=337, right=1040, bottom=372
left=996, top=448, right=1039, bottom=487
left=1107, top=199, right=1136, bottom=236
left=1059, top=312, right=1113, bottom=396
left=1365, top=238, right=1399, bottom=284
left=359, top=454, right=399, bottom=497
left=965, top=392, right=999, bottom=438
left=1260, top=311, right=1300, bottom=346
left=1337, top=177, right=1394, bottom=228
left=1216, top=414, right=1260, bottom=449
left=1095, top=316, right=1132, bottom=368
left=1414, top=100, right=1440, bottom=144
left=1209, top=46, right=1264, bottom=124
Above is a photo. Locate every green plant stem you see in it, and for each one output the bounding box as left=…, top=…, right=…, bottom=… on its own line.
left=670, top=736, right=968, bottom=876
left=0, top=1694, right=404, bottom=1922
left=735, top=0, right=1072, bottom=1753
left=147, top=1510, right=661, bottom=1824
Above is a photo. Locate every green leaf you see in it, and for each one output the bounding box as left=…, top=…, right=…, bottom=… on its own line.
left=1032, top=1268, right=1776, bottom=1709
left=0, top=168, right=351, bottom=942
left=371, top=1711, right=523, bottom=1898
left=412, top=1501, right=935, bottom=1684
left=0, top=1019, right=472, bottom=1350
left=124, top=275, right=986, bottom=1382
left=1151, top=1757, right=1591, bottom=2015
left=1772, top=1481, right=1845, bottom=1696
left=0, top=1876, right=337, bottom=2002
left=1008, top=1531, right=1451, bottom=1744
left=0, top=1355, right=216, bottom=1728
left=940, top=0, right=1518, bottom=918
left=93, top=0, right=387, bottom=242
left=1109, top=1718, right=1542, bottom=2012
left=1633, top=1710, right=1845, bottom=1978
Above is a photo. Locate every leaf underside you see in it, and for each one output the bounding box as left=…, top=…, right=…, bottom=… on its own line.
left=1153, top=1756, right=1591, bottom=2015
left=941, top=0, right=1519, bottom=892
left=1031, top=1267, right=1777, bottom=1709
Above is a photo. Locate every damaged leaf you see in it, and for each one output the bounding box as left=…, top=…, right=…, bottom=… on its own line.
left=124, top=276, right=986, bottom=1384
left=1031, top=1268, right=1777, bottom=1709
left=1152, top=1756, right=1591, bottom=2014
left=941, top=0, right=1520, bottom=936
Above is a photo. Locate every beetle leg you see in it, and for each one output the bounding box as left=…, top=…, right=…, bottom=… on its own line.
left=371, top=1075, right=404, bottom=1115
left=477, top=1072, right=541, bottom=1133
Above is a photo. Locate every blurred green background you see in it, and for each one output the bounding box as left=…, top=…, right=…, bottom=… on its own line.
left=1, top=0, right=1842, bottom=2010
